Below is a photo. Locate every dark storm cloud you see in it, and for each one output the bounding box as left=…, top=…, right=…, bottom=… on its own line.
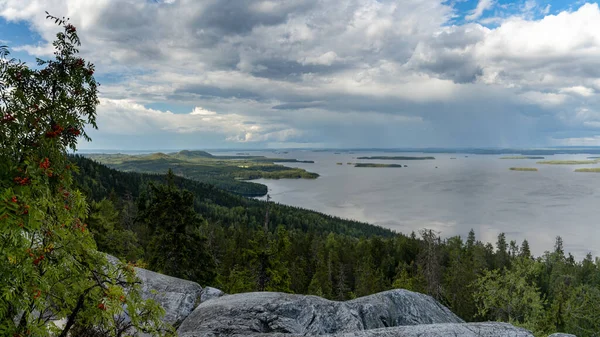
left=200, top=0, right=318, bottom=35
left=271, top=102, right=324, bottom=110
left=250, top=59, right=349, bottom=80
left=173, top=84, right=264, bottom=100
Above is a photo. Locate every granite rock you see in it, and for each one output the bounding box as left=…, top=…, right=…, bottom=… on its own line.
left=177, top=289, right=464, bottom=337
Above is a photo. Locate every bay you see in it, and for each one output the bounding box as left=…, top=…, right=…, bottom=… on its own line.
left=232, top=150, right=600, bottom=259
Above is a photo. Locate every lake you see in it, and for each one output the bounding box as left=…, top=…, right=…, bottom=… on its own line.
left=222, top=150, right=600, bottom=259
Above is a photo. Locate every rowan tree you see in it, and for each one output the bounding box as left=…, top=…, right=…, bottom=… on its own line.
left=0, top=14, right=171, bottom=337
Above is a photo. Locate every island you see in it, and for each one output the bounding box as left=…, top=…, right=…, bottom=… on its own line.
left=500, top=156, right=545, bottom=159
left=536, top=160, right=598, bottom=165
left=509, top=167, right=538, bottom=171
left=356, top=156, right=435, bottom=160
left=84, top=150, right=318, bottom=197
left=574, top=168, right=600, bottom=172
left=354, top=163, right=404, bottom=168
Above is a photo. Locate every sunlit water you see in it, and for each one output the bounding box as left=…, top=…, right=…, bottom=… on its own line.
left=227, top=151, right=600, bottom=259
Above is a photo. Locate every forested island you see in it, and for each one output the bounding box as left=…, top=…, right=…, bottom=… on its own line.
left=537, top=160, right=599, bottom=165
left=510, top=167, right=538, bottom=171
left=84, top=150, right=318, bottom=197
left=574, top=168, right=600, bottom=172
left=357, top=156, right=435, bottom=160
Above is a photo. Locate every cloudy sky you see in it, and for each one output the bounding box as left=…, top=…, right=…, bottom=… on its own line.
left=2, top=0, right=600, bottom=149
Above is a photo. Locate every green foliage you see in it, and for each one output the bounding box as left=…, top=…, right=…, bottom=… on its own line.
left=0, top=16, right=170, bottom=337
left=86, top=198, right=143, bottom=262
left=473, top=257, right=545, bottom=325
left=138, top=170, right=216, bottom=285
left=564, top=285, right=600, bottom=337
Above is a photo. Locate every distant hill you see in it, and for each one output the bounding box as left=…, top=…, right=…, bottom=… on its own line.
left=171, top=150, right=215, bottom=159
left=82, top=151, right=318, bottom=197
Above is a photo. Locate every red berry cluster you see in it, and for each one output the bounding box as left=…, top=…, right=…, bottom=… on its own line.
left=73, top=222, right=87, bottom=233
left=45, top=124, right=64, bottom=138
left=66, top=24, right=76, bottom=34
left=33, top=289, right=42, bottom=299
left=13, top=176, right=30, bottom=186
left=1, top=114, right=16, bottom=124
left=33, top=254, right=44, bottom=266
left=39, top=158, right=53, bottom=177
left=67, top=127, right=81, bottom=136
left=75, top=58, right=84, bottom=67
left=39, top=158, right=50, bottom=170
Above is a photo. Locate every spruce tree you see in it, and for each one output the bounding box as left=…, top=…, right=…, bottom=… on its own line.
left=138, top=170, right=216, bottom=285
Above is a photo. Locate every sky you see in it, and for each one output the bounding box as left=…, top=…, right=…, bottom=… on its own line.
left=2, top=0, right=600, bottom=149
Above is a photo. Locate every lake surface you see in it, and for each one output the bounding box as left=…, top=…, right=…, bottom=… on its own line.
left=220, top=150, right=600, bottom=259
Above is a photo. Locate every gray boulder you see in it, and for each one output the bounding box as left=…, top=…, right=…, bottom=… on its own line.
left=135, top=267, right=203, bottom=327
left=347, top=289, right=461, bottom=328
left=548, top=334, right=577, bottom=337
left=177, top=289, right=464, bottom=337
left=200, top=286, right=225, bottom=303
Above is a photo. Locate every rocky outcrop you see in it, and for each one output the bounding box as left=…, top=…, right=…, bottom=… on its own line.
left=200, top=286, right=225, bottom=303
left=177, top=290, right=464, bottom=337
left=135, top=267, right=203, bottom=327
left=326, top=323, right=534, bottom=337
left=547, top=334, right=577, bottom=337
left=207, top=323, right=533, bottom=337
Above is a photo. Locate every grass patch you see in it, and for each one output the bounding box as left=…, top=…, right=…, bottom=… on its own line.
left=536, top=160, right=598, bottom=165
left=509, top=167, right=538, bottom=172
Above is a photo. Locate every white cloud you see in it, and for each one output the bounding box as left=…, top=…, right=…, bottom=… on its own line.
left=300, top=51, right=339, bottom=66
left=97, top=98, right=300, bottom=142
left=519, top=91, right=568, bottom=107
left=552, top=135, right=600, bottom=146
left=560, top=86, right=595, bottom=97
left=190, top=107, right=217, bottom=115
left=465, top=0, right=494, bottom=21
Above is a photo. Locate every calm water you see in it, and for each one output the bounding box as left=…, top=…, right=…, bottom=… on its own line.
left=230, top=151, right=600, bottom=259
